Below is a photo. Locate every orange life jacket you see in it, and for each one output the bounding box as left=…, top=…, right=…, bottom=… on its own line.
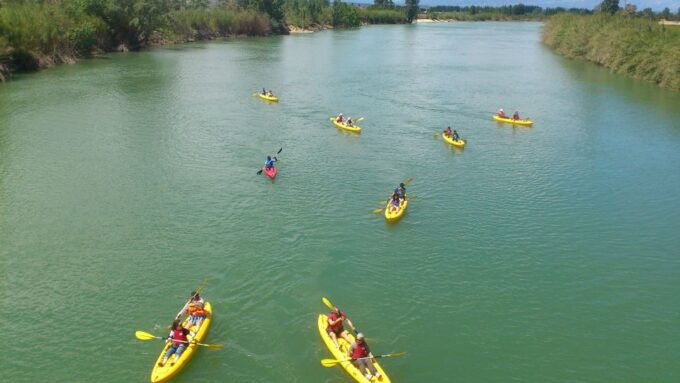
left=188, top=303, right=206, bottom=317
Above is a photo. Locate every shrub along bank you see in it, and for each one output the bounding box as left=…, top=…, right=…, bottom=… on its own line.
left=0, top=0, right=409, bottom=80
left=542, top=12, right=680, bottom=90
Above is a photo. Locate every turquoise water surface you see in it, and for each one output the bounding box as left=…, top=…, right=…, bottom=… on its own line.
left=1, top=22, right=680, bottom=382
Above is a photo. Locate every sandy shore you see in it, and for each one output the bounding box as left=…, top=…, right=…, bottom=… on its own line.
left=288, top=25, right=332, bottom=34
left=659, top=20, right=680, bottom=26
left=416, top=18, right=453, bottom=23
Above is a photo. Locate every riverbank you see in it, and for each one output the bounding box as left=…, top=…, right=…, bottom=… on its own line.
left=542, top=13, right=680, bottom=91
left=0, top=1, right=409, bottom=82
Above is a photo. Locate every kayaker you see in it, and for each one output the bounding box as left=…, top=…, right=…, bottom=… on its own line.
left=326, top=306, right=356, bottom=348
left=336, top=113, right=343, bottom=123
left=394, top=183, right=406, bottom=200
left=175, top=291, right=205, bottom=321
left=349, top=333, right=381, bottom=380
left=390, top=193, right=401, bottom=211
left=265, top=155, right=277, bottom=170
left=497, top=108, right=506, bottom=118
left=158, top=320, right=190, bottom=367
left=346, top=117, right=353, bottom=127
left=187, top=301, right=207, bottom=336
left=267, top=90, right=274, bottom=97
left=443, top=126, right=452, bottom=137
left=512, top=111, right=520, bottom=120
left=262, top=88, right=266, bottom=95
left=452, top=130, right=460, bottom=141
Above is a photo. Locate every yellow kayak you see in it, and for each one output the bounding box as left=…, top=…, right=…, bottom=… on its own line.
left=151, top=302, right=213, bottom=383
left=384, top=198, right=407, bottom=222
left=442, top=132, right=465, bottom=148
left=493, top=114, right=533, bottom=126
left=330, top=118, right=362, bottom=133
left=317, top=314, right=391, bottom=383
left=255, top=93, right=279, bottom=102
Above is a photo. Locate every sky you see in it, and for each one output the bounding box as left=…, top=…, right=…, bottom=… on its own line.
left=417, top=0, right=680, bottom=11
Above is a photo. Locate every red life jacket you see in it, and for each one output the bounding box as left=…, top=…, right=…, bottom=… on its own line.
left=171, top=327, right=188, bottom=346
left=351, top=340, right=370, bottom=359
left=327, top=311, right=345, bottom=333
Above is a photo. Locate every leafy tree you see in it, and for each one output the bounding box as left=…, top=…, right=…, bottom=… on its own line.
left=660, top=7, right=670, bottom=20
left=621, top=3, right=636, bottom=17
left=638, top=7, right=654, bottom=19
left=405, top=0, right=418, bottom=22
left=332, top=0, right=358, bottom=26
left=597, top=0, right=619, bottom=14
left=373, top=0, right=393, bottom=8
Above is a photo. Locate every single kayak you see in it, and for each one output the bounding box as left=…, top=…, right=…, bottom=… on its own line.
left=442, top=133, right=465, bottom=148
left=493, top=115, right=533, bottom=126
left=384, top=198, right=408, bottom=222
left=151, top=302, right=213, bottom=383
left=330, top=118, right=362, bottom=133
left=256, top=93, right=279, bottom=102
left=317, top=314, right=391, bottom=383
left=263, top=165, right=277, bottom=179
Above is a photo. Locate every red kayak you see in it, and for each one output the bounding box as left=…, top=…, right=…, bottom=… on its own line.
left=263, top=165, right=277, bottom=179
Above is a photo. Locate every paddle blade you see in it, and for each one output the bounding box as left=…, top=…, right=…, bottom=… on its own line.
left=320, top=359, right=340, bottom=368
left=321, top=297, right=334, bottom=310
left=277, top=147, right=283, bottom=154
left=372, top=208, right=383, bottom=215
left=404, top=177, right=413, bottom=185
left=135, top=330, right=157, bottom=341
left=204, top=343, right=224, bottom=350
left=356, top=117, right=364, bottom=123
left=256, top=170, right=263, bottom=175
left=382, top=352, right=406, bottom=358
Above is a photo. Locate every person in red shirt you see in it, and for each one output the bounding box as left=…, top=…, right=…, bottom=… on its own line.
left=512, top=111, right=521, bottom=120
left=349, top=333, right=381, bottom=380
left=336, top=113, right=344, bottom=123
left=326, top=306, right=356, bottom=348
left=497, top=108, right=506, bottom=118
left=158, top=320, right=190, bottom=367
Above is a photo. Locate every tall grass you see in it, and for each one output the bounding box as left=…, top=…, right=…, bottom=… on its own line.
left=359, top=8, right=407, bottom=24
left=165, top=8, right=271, bottom=41
left=542, top=13, right=680, bottom=90
left=427, top=11, right=544, bottom=21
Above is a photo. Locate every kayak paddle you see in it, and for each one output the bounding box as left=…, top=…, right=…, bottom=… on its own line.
left=256, top=147, right=283, bottom=175
left=320, top=352, right=406, bottom=367
left=321, top=297, right=359, bottom=335
left=134, top=330, right=224, bottom=350
left=174, top=278, right=208, bottom=321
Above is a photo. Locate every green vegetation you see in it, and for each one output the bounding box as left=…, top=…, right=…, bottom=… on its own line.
left=0, top=0, right=411, bottom=79
left=424, top=5, right=592, bottom=21
left=542, top=11, right=680, bottom=90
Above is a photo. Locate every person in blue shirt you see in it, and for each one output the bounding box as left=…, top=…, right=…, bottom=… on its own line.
left=265, top=155, right=277, bottom=170
left=394, top=183, right=406, bottom=200
left=452, top=130, right=460, bottom=141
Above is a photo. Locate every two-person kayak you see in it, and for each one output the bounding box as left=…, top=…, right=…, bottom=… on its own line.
left=384, top=198, right=407, bottom=222
left=330, top=117, right=362, bottom=133
left=257, top=93, right=279, bottom=102
left=317, top=314, right=391, bottom=383
left=442, top=132, right=465, bottom=148
left=150, top=302, right=213, bottom=383
left=493, top=114, right=533, bottom=126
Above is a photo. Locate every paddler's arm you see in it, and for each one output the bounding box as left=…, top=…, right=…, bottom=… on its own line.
left=175, top=302, right=189, bottom=320
left=345, top=317, right=356, bottom=332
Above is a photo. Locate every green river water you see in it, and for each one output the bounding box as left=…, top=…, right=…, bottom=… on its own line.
left=1, top=22, right=680, bottom=382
